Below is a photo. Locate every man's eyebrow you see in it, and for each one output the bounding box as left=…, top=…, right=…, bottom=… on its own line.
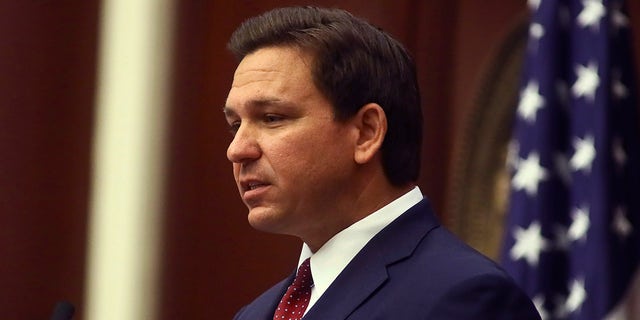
left=222, top=106, right=237, bottom=118
left=223, top=98, right=294, bottom=115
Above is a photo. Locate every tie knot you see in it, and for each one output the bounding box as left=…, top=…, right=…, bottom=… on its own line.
left=293, top=258, right=313, bottom=290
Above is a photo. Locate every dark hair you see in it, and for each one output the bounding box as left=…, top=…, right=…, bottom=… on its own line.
left=228, top=6, right=422, bottom=186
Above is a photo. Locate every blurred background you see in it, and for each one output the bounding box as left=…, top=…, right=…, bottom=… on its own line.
left=1, top=0, right=639, bottom=319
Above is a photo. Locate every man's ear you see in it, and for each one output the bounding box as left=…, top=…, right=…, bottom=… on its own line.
left=353, top=103, right=387, bottom=164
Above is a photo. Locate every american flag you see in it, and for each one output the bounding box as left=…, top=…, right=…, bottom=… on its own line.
left=501, top=0, right=640, bottom=319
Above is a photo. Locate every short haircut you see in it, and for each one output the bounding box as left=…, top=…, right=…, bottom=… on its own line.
left=228, top=6, right=422, bottom=186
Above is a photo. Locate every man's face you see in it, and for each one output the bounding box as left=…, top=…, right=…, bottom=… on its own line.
left=224, top=46, right=358, bottom=241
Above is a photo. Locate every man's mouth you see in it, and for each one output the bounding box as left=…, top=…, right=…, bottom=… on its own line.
left=240, top=180, right=271, bottom=206
left=246, top=182, right=267, bottom=190
left=241, top=180, right=269, bottom=193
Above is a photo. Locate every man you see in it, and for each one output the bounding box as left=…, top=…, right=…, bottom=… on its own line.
left=223, top=6, right=540, bottom=320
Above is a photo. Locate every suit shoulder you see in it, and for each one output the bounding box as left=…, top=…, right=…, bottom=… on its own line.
left=385, top=225, right=524, bottom=302
left=383, top=226, right=539, bottom=318
left=426, top=273, right=541, bottom=319
left=414, top=225, right=510, bottom=278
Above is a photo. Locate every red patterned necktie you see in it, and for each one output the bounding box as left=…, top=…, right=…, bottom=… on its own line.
left=273, top=258, right=314, bottom=320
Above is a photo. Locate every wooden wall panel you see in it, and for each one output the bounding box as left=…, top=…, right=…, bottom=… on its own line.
left=0, top=1, right=99, bottom=318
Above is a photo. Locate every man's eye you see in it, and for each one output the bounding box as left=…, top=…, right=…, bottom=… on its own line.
left=228, top=121, right=240, bottom=135
left=264, top=114, right=284, bottom=123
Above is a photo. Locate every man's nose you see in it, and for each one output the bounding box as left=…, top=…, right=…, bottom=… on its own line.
left=226, top=124, right=261, bottom=163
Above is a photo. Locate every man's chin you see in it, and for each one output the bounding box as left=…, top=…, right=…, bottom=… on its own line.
left=246, top=207, right=286, bottom=233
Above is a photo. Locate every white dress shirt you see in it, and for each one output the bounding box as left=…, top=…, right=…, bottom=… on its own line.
left=298, top=186, right=423, bottom=315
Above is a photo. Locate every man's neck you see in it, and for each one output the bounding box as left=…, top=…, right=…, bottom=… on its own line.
left=302, top=181, right=416, bottom=252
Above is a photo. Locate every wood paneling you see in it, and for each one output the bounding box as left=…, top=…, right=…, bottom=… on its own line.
left=0, top=1, right=99, bottom=318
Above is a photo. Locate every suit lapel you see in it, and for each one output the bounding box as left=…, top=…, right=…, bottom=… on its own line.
left=303, top=199, right=440, bottom=319
left=303, top=250, right=388, bottom=320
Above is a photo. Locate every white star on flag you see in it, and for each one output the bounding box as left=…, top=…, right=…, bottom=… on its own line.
left=612, top=137, right=627, bottom=167
left=568, top=206, right=590, bottom=242
left=572, top=62, right=600, bottom=101
left=612, top=206, right=632, bottom=239
left=532, top=295, right=549, bottom=320
left=570, top=135, right=596, bottom=172
left=513, top=152, right=548, bottom=195
left=518, top=80, right=545, bottom=123
left=577, top=0, right=606, bottom=30
left=612, top=5, right=629, bottom=29
left=530, top=23, right=545, bottom=40
left=565, top=278, right=587, bottom=314
left=528, top=0, right=541, bottom=12
left=612, top=69, right=629, bottom=100
left=510, top=221, right=549, bottom=266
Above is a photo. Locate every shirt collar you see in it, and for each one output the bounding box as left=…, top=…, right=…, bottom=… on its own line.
left=298, top=186, right=423, bottom=308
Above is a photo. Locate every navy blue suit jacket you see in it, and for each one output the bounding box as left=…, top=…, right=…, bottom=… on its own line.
left=234, top=199, right=541, bottom=319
